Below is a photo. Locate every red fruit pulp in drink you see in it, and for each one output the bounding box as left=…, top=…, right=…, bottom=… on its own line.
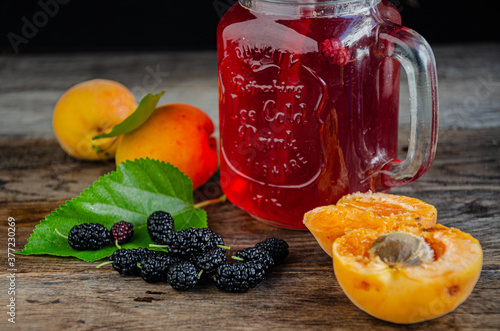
left=218, top=1, right=402, bottom=229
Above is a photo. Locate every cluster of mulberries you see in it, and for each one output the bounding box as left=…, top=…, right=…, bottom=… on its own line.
left=144, top=210, right=228, bottom=290
left=105, top=247, right=199, bottom=291
left=103, top=210, right=289, bottom=292
left=213, top=238, right=289, bottom=292
left=62, top=220, right=135, bottom=251
left=213, top=251, right=269, bottom=292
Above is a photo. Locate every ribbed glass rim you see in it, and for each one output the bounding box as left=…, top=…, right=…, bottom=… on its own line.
left=239, top=0, right=380, bottom=16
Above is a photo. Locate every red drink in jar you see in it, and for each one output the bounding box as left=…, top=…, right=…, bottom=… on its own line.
left=218, top=0, right=438, bottom=229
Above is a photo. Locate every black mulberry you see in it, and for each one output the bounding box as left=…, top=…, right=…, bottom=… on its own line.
left=67, top=223, right=111, bottom=250
left=140, top=253, right=178, bottom=283
left=167, top=260, right=199, bottom=291
left=255, top=238, right=289, bottom=263
left=147, top=210, right=176, bottom=245
left=235, top=247, right=274, bottom=275
left=109, top=248, right=156, bottom=276
left=192, top=247, right=227, bottom=276
left=213, top=262, right=266, bottom=292
left=168, top=227, right=224, bottom=259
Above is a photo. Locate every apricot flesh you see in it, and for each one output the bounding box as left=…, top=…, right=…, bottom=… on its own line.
left=115, top=103, right=218, bottom=189
left=332, top=225, right=483, bottom=324
left=303, top=192, right=437, bottom=257
left=52, top=79, right=137, bottom=160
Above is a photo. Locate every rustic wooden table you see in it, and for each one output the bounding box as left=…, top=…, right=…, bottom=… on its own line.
left=1, top=43, right=499, bottom=330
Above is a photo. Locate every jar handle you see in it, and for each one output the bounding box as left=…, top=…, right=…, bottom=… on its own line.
left=378, top=23, right=439, bottom=187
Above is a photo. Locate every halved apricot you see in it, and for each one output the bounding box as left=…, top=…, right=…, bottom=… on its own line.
left=303, top=192, right=437, bottom=257
left=332, top=225, right=483, bottom=324
left=337, top=191, right=437, bottom=228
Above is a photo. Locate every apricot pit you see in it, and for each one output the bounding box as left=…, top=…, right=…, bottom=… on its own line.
left=370, top=231, right=434, bottom=268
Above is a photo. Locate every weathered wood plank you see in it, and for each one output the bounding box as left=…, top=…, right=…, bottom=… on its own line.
left=0, top=139, right=115, bottom=203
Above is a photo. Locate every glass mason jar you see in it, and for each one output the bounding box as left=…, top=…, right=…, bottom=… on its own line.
left=217, top=0, right=438, bottom=229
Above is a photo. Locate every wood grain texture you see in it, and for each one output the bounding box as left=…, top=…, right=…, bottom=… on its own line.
left=1, top=128, right=499, bottom=330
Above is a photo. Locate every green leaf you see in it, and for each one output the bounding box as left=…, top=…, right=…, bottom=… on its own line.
left=93, top=91, right=165, bottom=140
left=19, top=158, right=206, bottom=262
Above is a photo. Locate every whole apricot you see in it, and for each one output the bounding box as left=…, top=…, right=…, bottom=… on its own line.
left=53, top=79, right=137, bottom=160
left=332, top=225, right=483, bottom=324
left=303, top=192, right=437, bottom=257
left=115, top=103, right=218, bottom=189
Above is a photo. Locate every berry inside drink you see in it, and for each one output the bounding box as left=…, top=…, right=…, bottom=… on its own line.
left=218, top=1, right=402, bottom=229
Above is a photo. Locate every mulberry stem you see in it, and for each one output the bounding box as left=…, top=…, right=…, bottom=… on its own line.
left=54, top=228, right=68, bottom=239
left=231, top=256, right=245, bottom=262
left=96, top=260, right=113, bottom=269
left=149, top=244, right=169, bottom=253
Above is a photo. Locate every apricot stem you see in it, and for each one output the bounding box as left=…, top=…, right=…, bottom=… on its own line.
left=91, top=136, right=119, bottom=156
left=194, top=195, right=227, bottom=209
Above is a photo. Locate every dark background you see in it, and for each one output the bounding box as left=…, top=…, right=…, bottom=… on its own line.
left=0, top=0, right=497, bottom=54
